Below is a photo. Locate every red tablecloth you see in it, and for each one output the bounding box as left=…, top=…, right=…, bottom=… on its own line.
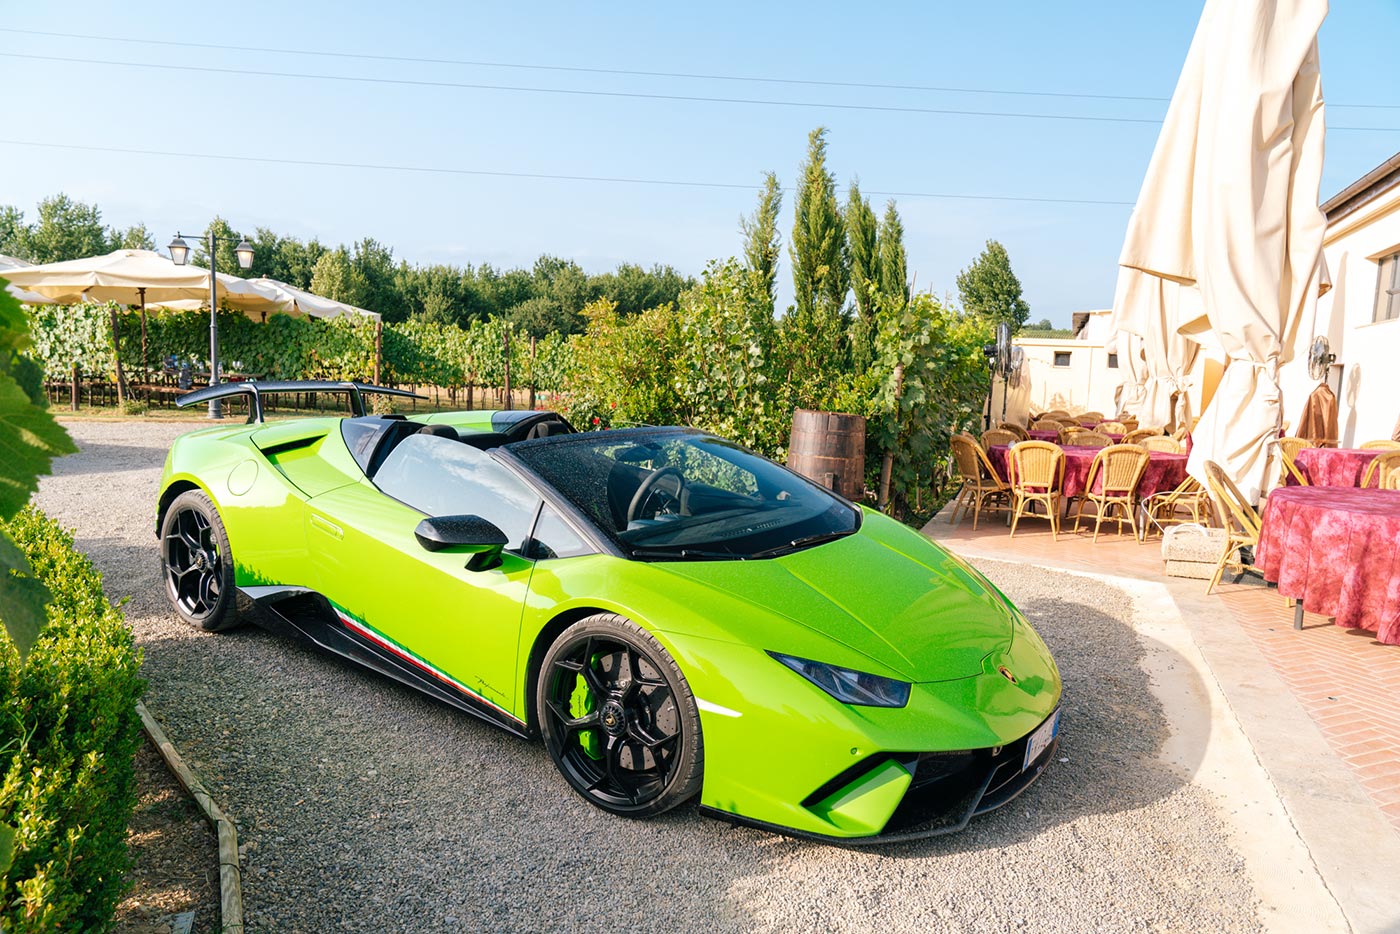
left=988, top=445, right=1187, bottom=500
left=1287, top=447, right=1381, bottom=488
left=1028, top=429, right=1124, bottom=443
left=1255, top=487, right=1400, bottom=645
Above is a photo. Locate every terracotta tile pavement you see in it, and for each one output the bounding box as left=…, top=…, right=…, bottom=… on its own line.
left=925, top=504, right=1400, bottom=832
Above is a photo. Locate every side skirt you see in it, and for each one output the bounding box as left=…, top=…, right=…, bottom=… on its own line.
left=236, top=586, right=532, bottom=739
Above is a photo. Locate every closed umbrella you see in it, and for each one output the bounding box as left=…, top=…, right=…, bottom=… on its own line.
left=242, top=278, right=382, bottom=321
left=1109, top=269, right=1201, bottom=432
left=1117, top=0, right=1329, bottom=500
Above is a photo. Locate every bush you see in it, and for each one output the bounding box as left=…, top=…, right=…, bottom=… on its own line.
left=0, top=507, right=145, bottom=932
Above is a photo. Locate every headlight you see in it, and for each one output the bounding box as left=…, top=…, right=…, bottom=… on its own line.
left=768, top=652, right=911, bottom=708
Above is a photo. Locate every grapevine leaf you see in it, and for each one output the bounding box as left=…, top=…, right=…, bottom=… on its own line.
left=0, top=373, right=75, bottom=519
left=0, top=530, right=48, bottom=662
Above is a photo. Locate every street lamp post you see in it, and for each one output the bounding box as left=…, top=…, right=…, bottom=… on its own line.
left=169, top=231, right=254, bottom=418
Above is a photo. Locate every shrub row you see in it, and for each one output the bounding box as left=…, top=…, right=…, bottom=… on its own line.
left=0, top=507, right=145, bottom=932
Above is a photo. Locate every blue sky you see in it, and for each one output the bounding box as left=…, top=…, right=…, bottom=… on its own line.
left=2, top=1, right=1397, bottom=326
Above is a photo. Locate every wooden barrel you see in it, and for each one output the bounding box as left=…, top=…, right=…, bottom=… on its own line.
left=787, top=409, right=867, bottom=501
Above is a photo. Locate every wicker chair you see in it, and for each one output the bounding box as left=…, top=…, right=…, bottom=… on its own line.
left=1387, top=472, right=1400, bottom=491
left=1043, top=409, right=1070, bottom=420
left=1007, top=441, right=1065, bottom=540
left=1203, top=460, right=1262, bottom=595
left=1073, top=444, right=1150, bottom=542
left=1140, top=476, right=1210, bottom=536
left=1077, top=411, right=1104, bottom=424
left=949, top=434, right=1011, bottom=530
left=1361, top=450, right=1400, bottom=489
left=1122, top=427, right=1162, bottom=445
left=1140, top=435, right=1183, bottom=454
left=1062, top=430, right=1111, bottom=449
left=1271, top=437, right=1313, bottom=487
left=981, top=428, right=1019, bottom=448
left=1096, top=420, right=1128, bottom=435
left=1031, top=418, right=1062, bottom=432
left=998, top=421, right=1030, bottom=441
left=1359, top=439, right=1400, bottom=451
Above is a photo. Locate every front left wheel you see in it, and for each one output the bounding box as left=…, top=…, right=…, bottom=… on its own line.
left=160, top=489, right=239, bottom=632
left=537, top=614, right=704, bottom=817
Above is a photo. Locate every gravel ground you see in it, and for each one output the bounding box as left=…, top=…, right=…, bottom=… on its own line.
left=39, top=419, right=1263, bottom=934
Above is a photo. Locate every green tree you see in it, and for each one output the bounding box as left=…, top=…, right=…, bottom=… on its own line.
left=590, top=263, right=692, bottom=318
left=0, top=206, right=29, bottom=258
left=845, top=180, right=879, bottom=323
left=18, top=194, right=110, bottom=264
left=310, top=248, right=370, bottom=307
left=877, top=200, right=909, bottom=309
left=789, top=127, right=848, bottom=321
left=740, top=172, right=783, bottom=308
left=111, top=223, right=154, bottom=251
left=352, top=238, right=400, bottom=319
left=190, top=216, right=251, bottom=277
left=955, top=239, right=1029, bottom=332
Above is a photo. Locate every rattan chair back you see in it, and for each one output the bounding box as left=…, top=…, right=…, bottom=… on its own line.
left=1008, top=441, right=1063, bottom=491
left=1272, top=437, right=1313, bottom=486
left=1362, top=450, right=1400, bottom=489
left=981, top=429, right=1019, bottom=448
left=998, top=421, right=1030, bottom=441
left=1359, top=439, right=1400, bottom=451
left=1096, top=420, right=1128, bottom=434
left=1090, top=444, right=1150, bottom=496
left=1140, top=435, right=1182, bottom=454
left=1204, top=460, right=1262, bottom=541
left=1387, top=472, right=1400, bottom=491
left=1122, top=428, right=1162, bottom=445
left=1064, top=430, right=1111, bottom=449
left=1031, top=418, right=1062, bottom=431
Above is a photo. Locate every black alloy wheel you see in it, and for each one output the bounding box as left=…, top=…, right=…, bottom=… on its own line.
left=538, top=614, right=703, bottom=817
left=160, top=490, right=238, bottom=632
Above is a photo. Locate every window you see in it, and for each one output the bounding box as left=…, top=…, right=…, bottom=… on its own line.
left=373, top=434, right=541, bottom=551
left=1377, top=251, right=1400, bottom=323
left=528, top=503, right=593, bottom=560
left=1107, top=353, right=1119, bottom=369
left=1053, top=351, right=1072, bottom=367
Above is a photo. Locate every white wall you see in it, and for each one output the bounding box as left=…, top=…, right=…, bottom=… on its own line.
left=996, top=337, right=1130, bottom=425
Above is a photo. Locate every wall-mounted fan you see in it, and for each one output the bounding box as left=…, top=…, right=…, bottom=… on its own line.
left=1307, top=335, right=1335, bottom=381
left=1007, top=345, right=1025, bottom=389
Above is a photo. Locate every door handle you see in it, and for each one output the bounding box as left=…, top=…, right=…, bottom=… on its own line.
left=310, top=514, right=343, bottom=540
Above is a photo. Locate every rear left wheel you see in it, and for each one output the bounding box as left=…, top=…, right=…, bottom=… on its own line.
left=537, top=614, right=703, bottom=817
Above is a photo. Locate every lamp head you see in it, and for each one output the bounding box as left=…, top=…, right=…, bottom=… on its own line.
left=168, top=236, right=191, bottom=266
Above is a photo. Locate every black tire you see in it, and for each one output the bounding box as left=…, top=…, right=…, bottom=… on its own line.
left=537, top=613, right=704, bottom=817
left=159, top=490, right=239, bottom=632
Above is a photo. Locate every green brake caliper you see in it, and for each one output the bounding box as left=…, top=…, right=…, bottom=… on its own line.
left=570, top=664, right=602, bottom=759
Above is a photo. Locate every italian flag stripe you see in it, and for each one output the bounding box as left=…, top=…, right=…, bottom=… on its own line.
left=331, top=605, right=523, bottom=724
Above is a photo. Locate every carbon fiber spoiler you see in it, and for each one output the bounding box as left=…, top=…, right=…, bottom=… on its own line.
left=176, top=380, right=426, bottom=423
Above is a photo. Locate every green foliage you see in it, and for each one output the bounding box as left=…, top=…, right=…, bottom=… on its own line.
left=310, top=248, right=370, bottom=309
left=877, top=201, right=910, bottom=309
left=789, top=128, right=849, bottom=322
left=0, top=507, right=145, bottom=932
left=845, top=181, right=879, bottom=323
left=560, top=300, right=683, bottom=431
left=0, top=195, right=111, bottom=265
left=740, top=172, right=783, bottom=309
left=956, top=239, right=1029, bottom=332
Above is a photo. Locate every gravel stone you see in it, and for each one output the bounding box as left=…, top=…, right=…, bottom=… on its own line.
left=38, top=419, right=1264, bottom=933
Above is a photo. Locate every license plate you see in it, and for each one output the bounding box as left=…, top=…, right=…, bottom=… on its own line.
left=1023, top=709, right=1060, bottom=771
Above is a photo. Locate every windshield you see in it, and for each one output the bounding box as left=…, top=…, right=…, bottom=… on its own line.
left=507, top=428, right=860, bottom=560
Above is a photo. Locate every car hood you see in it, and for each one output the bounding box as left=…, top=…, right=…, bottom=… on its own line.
left=651, top=519, right=1015, bottom=682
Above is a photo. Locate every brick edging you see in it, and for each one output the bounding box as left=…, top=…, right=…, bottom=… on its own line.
left=137, top=702, right=244, bottom=934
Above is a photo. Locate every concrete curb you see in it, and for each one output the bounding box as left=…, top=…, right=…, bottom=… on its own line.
left=137, top=701, right=244, bottom=934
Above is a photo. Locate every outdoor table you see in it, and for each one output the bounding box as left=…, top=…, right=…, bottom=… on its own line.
left=988, top=444, right=1188, bottom=501
left=1287, top=447, right=1382, bottom=488
left=1255, top=486, right=1400, bottom=645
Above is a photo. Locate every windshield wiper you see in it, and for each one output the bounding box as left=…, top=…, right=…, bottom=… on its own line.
left=628, top=547, right=745, bottom=561
left=750, top=529, right=855, bottom=559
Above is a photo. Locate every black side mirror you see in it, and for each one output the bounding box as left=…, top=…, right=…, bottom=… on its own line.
left=414, top=515, right=508, bottom=571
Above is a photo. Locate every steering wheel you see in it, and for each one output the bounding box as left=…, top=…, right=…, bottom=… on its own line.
left=627, top=467, right=687, bottom=524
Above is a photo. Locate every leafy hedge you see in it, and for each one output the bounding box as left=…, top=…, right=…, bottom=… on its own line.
left=23, top=304, right=575, bottom=394
left=0, top=507, right=145, bottom=932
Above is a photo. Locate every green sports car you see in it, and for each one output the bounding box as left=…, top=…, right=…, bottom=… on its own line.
left=156, top=381, right=1061, bottom=843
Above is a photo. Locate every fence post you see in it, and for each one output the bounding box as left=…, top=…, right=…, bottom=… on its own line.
left=503, top=328, right=513, bottom=411
left=109, top=308, right=128, bottom=407
left=71, top=362, right=80, bottom=412
left=374, top=320, right=383, bottom=385
left=529, top=335, right=537, bottom=410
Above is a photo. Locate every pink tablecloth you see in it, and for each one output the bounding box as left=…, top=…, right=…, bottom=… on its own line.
left=988, top=445, right=1187, bottom=501
left=1288, top=447, right=1381, bottom=488
left=1255, top=487, right=1400, bottom=645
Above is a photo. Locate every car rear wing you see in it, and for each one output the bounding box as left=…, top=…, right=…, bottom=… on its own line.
left=176, top=380, right=426, bottom=423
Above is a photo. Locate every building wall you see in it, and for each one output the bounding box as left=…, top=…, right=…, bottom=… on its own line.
left=996, top=336, right=1130, bottom=425
left=1286, top=186, right=1400, bottom=445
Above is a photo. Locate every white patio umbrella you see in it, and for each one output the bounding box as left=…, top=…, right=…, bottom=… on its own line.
left=0, top=253, right=55, bottom=305
left=1117, top=0, right=1329, bottom=500
left=242, top=277, right=382, bottom=321
left=1108, top=269, right=1201, bottom=432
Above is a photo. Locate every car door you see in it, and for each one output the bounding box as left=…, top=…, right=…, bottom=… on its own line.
left=304, top=432, right=542, bottom=723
